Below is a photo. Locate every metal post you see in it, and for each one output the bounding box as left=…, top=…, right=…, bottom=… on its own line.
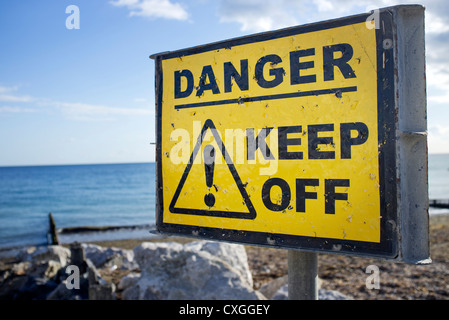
left=288, top=250, right=318, bottom=300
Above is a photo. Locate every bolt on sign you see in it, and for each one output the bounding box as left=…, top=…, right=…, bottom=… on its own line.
left=151, top=5, right=430, bottom=263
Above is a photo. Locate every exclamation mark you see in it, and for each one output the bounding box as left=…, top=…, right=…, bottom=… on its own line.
left=204, top=144, right=215, bottom=207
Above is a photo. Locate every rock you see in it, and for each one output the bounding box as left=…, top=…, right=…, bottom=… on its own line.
left=0, top=274, right=59, bottom=300
left=259, top=275, right=288, bottom=299
left=259, top=275, right=323, bottom=299
left=85, top=256, right=117, bottom=300
left=0, top=243, right=127, bottom=300
left=319, top=289, right=352, bottom=300
left=0, top=267, right=10, bottom=283
left=11, top=262, right=31, bottom=276
left=0, top=258, right=64, bottom=300
left=46, top=282, right=74, bottom=300
left=184, top=241, right=253, bottom=287
left=29, top=245, right=71, bottom=267
left=272, top=283, right=289, bottom=300
left=18, top=277, right=59, bottom=300
left=82, top=243, right=137, bottom=270
left=124, top=241, right=261, bottom=300
left=48, top=258, right=106, bottom=300
left=272, top=284, right=352, bottom=300
left=10, top=259, right=62, bottom=280
left=86, top=259, right=102, bottom=285
left=89, top=282, right=116, bottom=300
left=1, top=240, right=263, bottom=300
left=0, top=276, right=29, bottom=299
left=0, top=247, right=68, bottom=300
left=28, top=260, right=62, bottom=279
left=118, top=272, right=140, bottom=291
left=0, top=245, right=70, bottom=266
left=46, top=275, right=89, bottom=300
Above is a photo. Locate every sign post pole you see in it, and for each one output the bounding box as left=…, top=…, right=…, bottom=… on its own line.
left=288, top=250, right=318, bottom=300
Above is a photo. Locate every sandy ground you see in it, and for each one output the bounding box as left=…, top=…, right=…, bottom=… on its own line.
left=93, top=214, right=449, bottom=300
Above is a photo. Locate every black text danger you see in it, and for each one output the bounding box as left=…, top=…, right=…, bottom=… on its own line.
left=174, top=43, right=356, bottom=98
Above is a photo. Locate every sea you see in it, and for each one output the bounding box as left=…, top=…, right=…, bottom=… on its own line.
left=0, top=163, right=156, bottom=249
left=0, top=155, right=448, bottom=249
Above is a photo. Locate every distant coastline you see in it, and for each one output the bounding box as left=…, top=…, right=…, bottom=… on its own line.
left=58, top=223, right=154, bottom=235
left=57, top=224, right=158, bottom=246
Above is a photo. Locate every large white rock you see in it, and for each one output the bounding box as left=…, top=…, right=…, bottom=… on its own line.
left=0, top=245, right=70, bottom=267
left=82, top=243, right=137, bottom=270
left=183, top=241, right=253, bottom=288
left=118, top=272, right=141, bottom=291
left=122, top=241, right=261, bottom=300
left=29, top=245, right=71, bottom=267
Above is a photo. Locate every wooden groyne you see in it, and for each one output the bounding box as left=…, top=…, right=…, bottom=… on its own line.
left=429, top=199, right=449, bottom=209
left=48, top=212, right=59, bottom=245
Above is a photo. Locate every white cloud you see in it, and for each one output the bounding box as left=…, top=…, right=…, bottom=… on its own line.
left=0, top=85, right=152, bottom=121
left=0, top=94, right=34, bottom=103
left=0, top=85, right=19, bottom=93
left=40, top=100, right=152, bottom=121
left=428, top=93, right=449, bottom=104
left=426, top=64, right=449, bottom=91
left=0, top=106, right=36, bottom=113
left=111, top=0, right=140, bottom=5
left=0, top=85, right=34, bottom=103
left=426, top=11, right=449, bottom=35
left=310, top=0, right=373, bottom=16
left=217, top=0, right=300, bottom=32
left=217, top=0, right=379, bottom=32
left=110, top=0, right=189, bottom=20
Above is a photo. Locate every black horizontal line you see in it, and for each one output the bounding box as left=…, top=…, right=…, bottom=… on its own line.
left=174, top=86, right=357, bottom=109
left=171, top=207, right=256, bottom=219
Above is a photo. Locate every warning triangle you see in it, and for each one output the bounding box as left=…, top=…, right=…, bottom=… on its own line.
left=169, top=119, right=256, bottom=219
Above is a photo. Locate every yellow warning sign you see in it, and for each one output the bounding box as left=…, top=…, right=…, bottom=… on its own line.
left=153, top=12, right=401, bottom=257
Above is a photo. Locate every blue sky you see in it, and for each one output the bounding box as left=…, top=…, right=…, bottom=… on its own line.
left=1, top=0, right=448, bottom=166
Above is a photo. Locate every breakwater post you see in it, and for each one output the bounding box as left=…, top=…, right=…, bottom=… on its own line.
left=48, top=212, right=59, bottom=245
left=429, top=199, right=449, bottom=209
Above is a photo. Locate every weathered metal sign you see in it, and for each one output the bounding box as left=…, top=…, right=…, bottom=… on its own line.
left=152, top=5, right=430, bottom=262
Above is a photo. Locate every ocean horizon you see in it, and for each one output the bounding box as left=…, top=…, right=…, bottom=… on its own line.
left=1, top=155, right=448, bottom=249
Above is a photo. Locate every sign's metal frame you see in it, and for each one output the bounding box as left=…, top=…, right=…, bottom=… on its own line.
left=152, top=5, right=429, bottom=263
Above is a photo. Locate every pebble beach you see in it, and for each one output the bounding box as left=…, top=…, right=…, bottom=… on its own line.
left=91, top=214, right=449, bottom=300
